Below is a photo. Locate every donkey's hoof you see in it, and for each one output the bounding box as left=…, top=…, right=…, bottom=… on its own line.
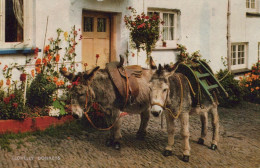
left=105, top=139, right=114, bottom=147
left=182, top=155, right=189, bottom=162
left=114, top=142, right=121, bottom=150
left=198, top=138, right=204, bottom=145
left=210, top=144, right=217, bottom=150
left=163, top=150, right=173, bottom=157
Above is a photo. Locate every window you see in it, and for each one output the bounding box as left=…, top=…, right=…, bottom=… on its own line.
left=148, top=9, right=179, bottom=48
left=246, top=0, right=256, bottom=9
left=0, top=0, right=33, bottom=49
left=231, top=43, right=248, bottom=69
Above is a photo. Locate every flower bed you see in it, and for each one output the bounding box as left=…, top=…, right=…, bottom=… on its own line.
left=0, top=115, right=74, bottom=134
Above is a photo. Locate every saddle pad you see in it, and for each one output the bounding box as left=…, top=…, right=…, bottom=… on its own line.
left=106, top=62, right=127, bottom=100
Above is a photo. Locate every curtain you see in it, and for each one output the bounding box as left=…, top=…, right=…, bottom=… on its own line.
left=12, top=0, right=23, bottom=28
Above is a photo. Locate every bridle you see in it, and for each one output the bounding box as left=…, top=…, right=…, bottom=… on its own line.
left=83, top=86, right=123, bottom=131
left=150, top=75, right=183, bottom=119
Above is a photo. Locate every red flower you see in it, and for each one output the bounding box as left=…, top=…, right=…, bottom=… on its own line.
left=3, top=97, right=10, bottom=104
left=34, top=47, right=39, bottom=57
left=84, top=63, right=88, bottom=67
left=72, top=77, right=80, bottom=86
left=96, top=54, right=100, bottom=59
left=137, top=23, right=145, bottom=29
left=67, top=85, right=72, bottom=89
left=128, top=6, right=132, bottom=9
left=12, top=103, right=18, bottom=108
left=20, top=73, right=27, bottom=82
left=145, top=16, right=149, bottom=19
left=9, top=94, right=15, bottom=99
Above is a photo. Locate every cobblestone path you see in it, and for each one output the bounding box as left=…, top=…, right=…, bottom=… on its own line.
left=0, top=102, right=259, bottom=168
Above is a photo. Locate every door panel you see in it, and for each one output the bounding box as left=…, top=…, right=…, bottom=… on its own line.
left=82, top=11, right=110, bottom=69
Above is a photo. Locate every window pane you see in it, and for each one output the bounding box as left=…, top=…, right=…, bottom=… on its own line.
left=84, top=17, right=93, bottom=32
left=246, top=0, right=250, bottom=8
left=5, top=0, right=24, bottom=42
left=251, top=1, right=255, bottom=8
left=170, top=27, right=174, bottom=40
left=232, top=45, right=236, bottom=52
left=232, top=52, right=236, bottom=59
left=232, top=59, right=236, bottom=65
left=242, top=58, right=245, bottom=64
left=97, top=18, right=106, bottom=32
left=169, top=14, right=174, bottom=26
left=163, top=27, right=168, bottom=40
left=163, top=13, right=168, bottom=26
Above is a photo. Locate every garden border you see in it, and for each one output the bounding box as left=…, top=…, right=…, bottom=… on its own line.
left=0, top=115, right=74, bottom=134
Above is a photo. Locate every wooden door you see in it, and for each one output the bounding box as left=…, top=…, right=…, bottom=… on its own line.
left=82, top=11, right=110, bottom=69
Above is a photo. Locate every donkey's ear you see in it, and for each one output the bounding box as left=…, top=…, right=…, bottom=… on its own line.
left=60, top=68, right=76, bottom=81
left=83, top=66, right=100, bottom=81
left=149, top=57, right=157, bottom=70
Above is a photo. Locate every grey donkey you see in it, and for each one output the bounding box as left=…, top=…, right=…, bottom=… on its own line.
left=149, top=63, right=220, bottom=162
left=60, top=63, right=153, bottom=150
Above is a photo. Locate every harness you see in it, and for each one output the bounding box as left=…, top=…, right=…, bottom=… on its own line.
left=83, top=87, right=124, bottom=131
left=151, top=75, right=184, bottom=119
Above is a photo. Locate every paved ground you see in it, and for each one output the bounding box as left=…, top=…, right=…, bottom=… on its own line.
left=0, top=102, right=259, bottom=168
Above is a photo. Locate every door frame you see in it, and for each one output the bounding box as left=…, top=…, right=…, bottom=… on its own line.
left=82, top=10, right=117, bottom=64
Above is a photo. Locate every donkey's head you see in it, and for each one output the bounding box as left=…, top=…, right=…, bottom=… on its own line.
left=60, top=66, right=100, bottom=118
left=149, top=58, right=175, bottom=117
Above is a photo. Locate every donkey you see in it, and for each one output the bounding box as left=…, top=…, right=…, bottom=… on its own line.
left=149, top=63, right=219, bottom=162
left=60, top=60, right=153, bottom=150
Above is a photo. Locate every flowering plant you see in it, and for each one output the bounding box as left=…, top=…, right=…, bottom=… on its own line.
left=239, top=61, right=260, bottom=103
left=124, top=7, right=162, bottom=58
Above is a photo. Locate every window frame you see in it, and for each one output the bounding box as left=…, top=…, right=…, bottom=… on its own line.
left=246, top=0, right=259, bottom=13
left=148, top=9, right=179, bottom=49
left=0, top=0, right=34, bottom=50
left=231, top=42, right=248, bottom=70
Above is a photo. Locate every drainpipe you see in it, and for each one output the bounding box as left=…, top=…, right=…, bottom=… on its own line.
left=227, top=0, right=231, bottom=71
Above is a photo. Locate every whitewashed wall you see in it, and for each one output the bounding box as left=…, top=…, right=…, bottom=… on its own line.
left=0, top=0, right=259, bottom=83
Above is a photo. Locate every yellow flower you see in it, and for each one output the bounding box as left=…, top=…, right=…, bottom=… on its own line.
left=64, top=32, right=68, bottom=41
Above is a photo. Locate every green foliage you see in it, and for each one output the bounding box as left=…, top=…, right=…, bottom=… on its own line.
left=27, top=73, right=57, bottom=108
left=52, top=100, right=66, bottom=116
left=216, top=69, right=243, bottom=107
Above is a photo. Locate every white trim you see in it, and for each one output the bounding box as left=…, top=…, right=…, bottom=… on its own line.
left=0, top=0, right=34, bottom=49
left=231, top=42, right=248, bottom=70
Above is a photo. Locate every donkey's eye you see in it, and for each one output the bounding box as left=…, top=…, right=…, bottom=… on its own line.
left=163, top=89, right=167, bottom=92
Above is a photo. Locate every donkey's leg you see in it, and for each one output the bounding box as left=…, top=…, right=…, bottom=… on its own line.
left=136, top=110, right=150, bottom=140
left=210, top=103, right=219, bottom=150
left=106, top=110, right=122, bottom=150
left=163, top=112, right=176, bottom=157
left=198, top=112, right=208, bottom=145
left=180, top=112, right=190, bottom=162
